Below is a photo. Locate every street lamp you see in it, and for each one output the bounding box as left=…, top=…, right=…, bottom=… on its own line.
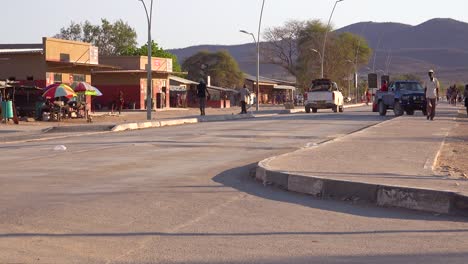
left=239, top=0, right=265, bottom=112
left=139, top=0, right=154, bottom=120
left=321, top=0, right=344, bottom=78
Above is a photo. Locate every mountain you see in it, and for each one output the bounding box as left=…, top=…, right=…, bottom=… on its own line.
left=170, top=18, right=468, bottom=84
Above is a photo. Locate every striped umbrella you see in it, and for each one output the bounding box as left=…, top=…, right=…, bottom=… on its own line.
left=42, top=83, right=77, bottom=99
left=71, top=82, right=103, bottom=96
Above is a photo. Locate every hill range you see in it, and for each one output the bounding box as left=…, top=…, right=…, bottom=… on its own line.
left=169, top=18, right=468, bottom=85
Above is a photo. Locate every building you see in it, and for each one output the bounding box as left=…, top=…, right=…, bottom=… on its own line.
left=92, top=56, right=174, bottom=110
left=0, top=37, right=114, bottom=116
left=244, top=74, right=296, bottom=104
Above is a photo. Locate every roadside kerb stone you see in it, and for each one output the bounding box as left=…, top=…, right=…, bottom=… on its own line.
left=257, top=160, right=468, bottom=216
left=255, top=110, right=468, bottom=216
left=112, top=114, right=254, bottom=132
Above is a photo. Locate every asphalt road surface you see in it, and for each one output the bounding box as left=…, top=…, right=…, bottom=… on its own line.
left=1, top=106, right=467, bottom=264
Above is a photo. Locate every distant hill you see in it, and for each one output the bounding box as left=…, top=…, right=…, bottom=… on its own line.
left=170, top=18, right=468, bottom=85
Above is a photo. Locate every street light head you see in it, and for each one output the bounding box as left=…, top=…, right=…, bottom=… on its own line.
left=240, top=30, right=251, bottom=35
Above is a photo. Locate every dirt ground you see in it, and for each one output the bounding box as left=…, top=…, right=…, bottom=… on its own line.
left=438, top=108, right=468, bottom=179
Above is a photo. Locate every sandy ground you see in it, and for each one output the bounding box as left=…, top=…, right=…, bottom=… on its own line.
left=438, top=108, right=468, bottom=178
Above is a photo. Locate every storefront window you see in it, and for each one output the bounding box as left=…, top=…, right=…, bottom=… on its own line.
left=53, top=73, right=62, bottom=83
left=73, top=74, right=85, bottom=82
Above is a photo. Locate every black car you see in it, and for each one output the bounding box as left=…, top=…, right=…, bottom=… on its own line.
left=375, top=81, right=427, bottom=116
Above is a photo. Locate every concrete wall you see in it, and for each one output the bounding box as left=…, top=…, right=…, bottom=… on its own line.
left=44, top=37, right=94, bottom=64
left=0, top=53, right=46, bottom=83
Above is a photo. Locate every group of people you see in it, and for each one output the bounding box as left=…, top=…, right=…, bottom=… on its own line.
left=446, top=84, right=464, bottom=105
left=196, top=79, right=251, bottom=116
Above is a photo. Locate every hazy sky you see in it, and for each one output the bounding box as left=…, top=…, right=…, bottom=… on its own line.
left=2, top=0, right=467, bottom=49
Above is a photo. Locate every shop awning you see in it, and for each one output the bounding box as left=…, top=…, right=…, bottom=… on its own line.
left=169, top=76, right=198, bottom=85
left=47, top=60, right=119, bottom=71
left=207, top=85, right=239, bottom=93
left=274, top=85, right=296, bottom=90
left=170, top=86, right=187, bottom=92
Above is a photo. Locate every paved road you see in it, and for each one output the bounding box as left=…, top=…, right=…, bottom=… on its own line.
left=1, top=106, right=467, bottom=264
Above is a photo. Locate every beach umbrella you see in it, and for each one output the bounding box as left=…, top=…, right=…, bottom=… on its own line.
left=71, top=82, right=103, bottom=96
left=42, top=83, right=76, bottom=99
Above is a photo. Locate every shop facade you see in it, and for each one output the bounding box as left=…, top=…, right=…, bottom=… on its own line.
left=92, top=56, right=173, bottom=110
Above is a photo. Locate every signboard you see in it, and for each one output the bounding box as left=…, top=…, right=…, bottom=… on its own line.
left=90, top=46, right=99, bottom=65
left=381, top=75, right=390, bottom=85
left=368, top=73, right=378, bottom=89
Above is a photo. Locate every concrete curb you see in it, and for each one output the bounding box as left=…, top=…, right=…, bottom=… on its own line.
left=255, top=115, right=468, bottom=216
left=279, top=103, right=367, bottom=114
left=111, top=114, right=254, bottom=132
left=256, top=165, right=468, bottom=216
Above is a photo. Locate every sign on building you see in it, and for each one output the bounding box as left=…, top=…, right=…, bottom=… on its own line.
left=90, top=46, right=99, bottom=65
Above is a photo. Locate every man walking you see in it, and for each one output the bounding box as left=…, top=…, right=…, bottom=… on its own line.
left=197, top=79, right=210, bottom=116
left=424, top=69, right=439, bottom=121
left=239, top=85, right=250, bottom=114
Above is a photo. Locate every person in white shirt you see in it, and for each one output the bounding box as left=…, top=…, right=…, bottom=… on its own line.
left=239, top=85, right=251, bottom=114
left=424, top=69, right=439, bottom=121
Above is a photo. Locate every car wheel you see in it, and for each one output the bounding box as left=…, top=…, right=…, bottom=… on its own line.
left=332, top=105, right=338, bottom=112
left=406, top=109, right=415, bottom=115
left=312, top=108, right=318, bottom=113
left=305, top=106, right=311, bottom=113
left=393, top=101, right=404, bottom=116
left=339, top=105, right=344, bottom=112
left=378, top=101, right=387, bottom=116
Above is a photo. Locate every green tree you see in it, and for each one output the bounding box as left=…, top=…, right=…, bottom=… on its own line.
left=263, top=19, right=372, bottom=91
left=182, top=50, right=243, bottom=88
left=122, top=41, right=182, bottom=73
left=54, top=19, right=138, bottom=56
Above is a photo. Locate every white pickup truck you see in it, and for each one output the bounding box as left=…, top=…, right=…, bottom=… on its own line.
left=304, top=79, right=344, bottom=113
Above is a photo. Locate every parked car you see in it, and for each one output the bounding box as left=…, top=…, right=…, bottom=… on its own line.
left=375, top=80, right=427, bottom=116
left=304, top=79, right=344, bottom=113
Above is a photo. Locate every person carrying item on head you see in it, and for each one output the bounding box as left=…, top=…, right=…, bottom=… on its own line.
left=197, top=78, right=210, bottom=116
left=239, top=84, right=251, bottom=114
left=424, top=69, right=440, bottom=121
left=464, top=84, right=468, bottom=116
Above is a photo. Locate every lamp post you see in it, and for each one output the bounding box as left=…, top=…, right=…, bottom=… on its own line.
left=321, top=0, right=344, bottom=78
left=240, top=0, right=265, bottom=112
left=139, top=0, right=154, bottom=120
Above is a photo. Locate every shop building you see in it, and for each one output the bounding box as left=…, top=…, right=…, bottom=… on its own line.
left=92, top=56, right=174, bottom=110
left=0, top=37, right=114, bottom=116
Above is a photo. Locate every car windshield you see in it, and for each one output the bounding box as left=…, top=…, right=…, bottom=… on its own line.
left=311, top=81, right=336, bottom=92
left=397, top=82, right=424, bottom=91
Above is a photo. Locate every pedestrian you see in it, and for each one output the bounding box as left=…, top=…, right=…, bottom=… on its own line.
left=197, top=79, right=210, bottom=116
left=118, top=91, right=124, bottom=114
left=239, top=84, right=250, bottom=114
left=424, top=69, right=440, bottom=121
left=381, top=80, right=388, bottom=92
left=464, top=84, right=468, bottom=117
left=365, top=89, right=371, bottom=105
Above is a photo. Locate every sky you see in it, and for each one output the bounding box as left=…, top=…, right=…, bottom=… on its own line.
left=2, top=0, right=468, bottom=49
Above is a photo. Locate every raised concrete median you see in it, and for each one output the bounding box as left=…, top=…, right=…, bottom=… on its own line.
left=256, top=104, right=468, bottom=216
left=112, top=114, right=254, bottom=132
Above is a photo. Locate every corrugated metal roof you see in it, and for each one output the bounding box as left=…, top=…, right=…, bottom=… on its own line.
left=207, top=85, right=238, bottom=93
left=0, top=48, right=43, bottom=54
left=274, top=85, right=296, bottom=90
left=169, top=76, right=198, bottom=85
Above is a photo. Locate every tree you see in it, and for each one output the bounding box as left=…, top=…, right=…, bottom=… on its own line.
left=182, top=51, right=244, bottom=88
left=263, top=19, right=372, bottom=91
left=54, top=19, right=138, bottom=56
left=122, top=41, right=182, bottom=73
